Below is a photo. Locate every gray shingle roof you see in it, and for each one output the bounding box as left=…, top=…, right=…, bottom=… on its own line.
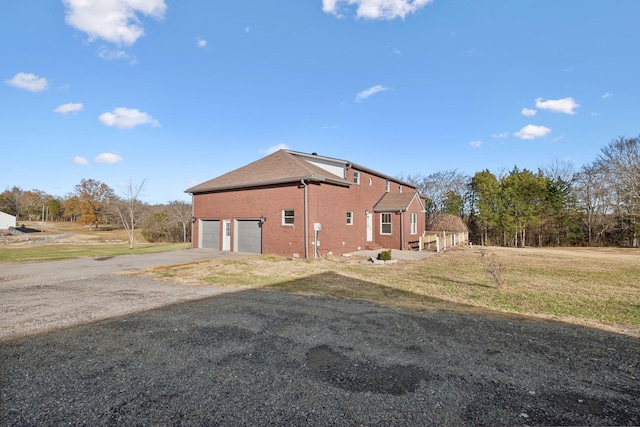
left=186, top=149, right=352, bottom=194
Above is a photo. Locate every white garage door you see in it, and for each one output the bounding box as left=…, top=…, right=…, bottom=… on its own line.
left=201, top=220, right=220, bottom=249
left=237, top=220, right=262, bottom=254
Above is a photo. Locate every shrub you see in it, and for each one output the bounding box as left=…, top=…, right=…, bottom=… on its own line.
left=377, top=249, right=392, bottom=261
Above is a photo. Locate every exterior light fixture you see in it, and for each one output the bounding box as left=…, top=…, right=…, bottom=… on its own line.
left=191, top=216, right=196, bottom=224
left=260, top=214, right=266, bottom=224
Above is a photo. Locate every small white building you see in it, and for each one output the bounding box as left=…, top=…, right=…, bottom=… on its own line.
left=0, top=211, right=17, bottom=230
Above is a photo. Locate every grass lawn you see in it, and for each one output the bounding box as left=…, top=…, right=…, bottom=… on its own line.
left=0, top=242, right=191, bottom=262
left=1, top=221, right=190, bottom=262
left=151, top=246, right=640, bottom=334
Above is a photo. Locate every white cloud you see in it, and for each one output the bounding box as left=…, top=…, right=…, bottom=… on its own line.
left=5, top=72, right=48, bottom=92
left=196, top=38, right=207, bottom=47
left=521, top=108, right=537, bottom=117
left=95, top=153, right=124, bottom=163
left=98, top=47, right=130, bottom=61
left=73, top=156, right=89, bottom=165
left=492, top=131, right=509, bottom=139
left=535, top=97, right=580, bottom=115
left=355, top=85, right=389, bottom=102
left=260, top=144, right=290, bottom=155
left=99, top=107, right=159, bottom=129
left=323, top=0, right=433, bottom=19
left=602, top=92, right=614, bottom=99
left=54, top=103, right=84, bottom=114
left=63, top=0, right=167, bottom=46
left=469, top=140, right=482, bottom=148
left=514, top=124, right=552, bottom=140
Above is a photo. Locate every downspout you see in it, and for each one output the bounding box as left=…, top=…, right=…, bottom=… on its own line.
left=399, top=210, right=404, bottom=250
left=191, top=193, right=195, bottom=249
left=302, top=180, right=309, bottom=260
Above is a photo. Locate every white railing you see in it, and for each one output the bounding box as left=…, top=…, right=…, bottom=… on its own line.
left=419, top=231, right=469, bottom=252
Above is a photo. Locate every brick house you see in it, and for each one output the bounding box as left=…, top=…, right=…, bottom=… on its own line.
left=186, top=150, right=425, bottom=258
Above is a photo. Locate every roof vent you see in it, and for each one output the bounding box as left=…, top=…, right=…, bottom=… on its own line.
left=312, top=152, right=318, bottom=156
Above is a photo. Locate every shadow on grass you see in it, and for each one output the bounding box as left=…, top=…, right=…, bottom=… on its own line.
left=430, top=275, right=493, bottom=289
left=262, top=271, right=494, bottom=317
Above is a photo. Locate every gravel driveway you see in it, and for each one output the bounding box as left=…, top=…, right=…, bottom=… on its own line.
left=1, top=251, right=639, bottom=425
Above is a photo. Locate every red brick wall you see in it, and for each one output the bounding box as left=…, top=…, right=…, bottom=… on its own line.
left=193, top=184, right=306, bottom=256
left=191, top=165, right=424, bottom=257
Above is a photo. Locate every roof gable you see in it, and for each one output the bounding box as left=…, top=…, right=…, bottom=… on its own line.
left=186, top=150, right=351, bottom=194
left=373, top=192, right=425, bottom=213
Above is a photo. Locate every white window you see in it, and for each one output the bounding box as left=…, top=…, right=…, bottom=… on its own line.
left=346, top=211, right=353, bottom=225
left=410, top=213, right=418, bottom=235
left=369, top=177, right=372, bottom=186
left=398, top=185, right=402, bottom=193
left=282, top=209, right=294, bottom=225
left=385, top=180, right=390, bottom=192
left=380, top=213, right=392, bottom=235
left=353, top=171, right=360, bottom=184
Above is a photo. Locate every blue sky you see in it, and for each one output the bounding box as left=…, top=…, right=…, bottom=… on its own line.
left=1, top=0, right=638, bottom=204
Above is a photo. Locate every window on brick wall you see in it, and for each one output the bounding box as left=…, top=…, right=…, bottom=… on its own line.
left=380, top=213, right=392, bottom=234
left=410, top=213, right=418, bottom=234
left=282, top=209, right=294, bottom=225
left=346, top=211, right=353, bottom=225
left=353, top=171, right=360, bottom=184
left=385, top=180, right=390, bottom=192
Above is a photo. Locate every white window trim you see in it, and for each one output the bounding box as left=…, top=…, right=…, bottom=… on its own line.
left=346, top=211, right=353, bottom=225
left=380, top=213, right=392, bottom=235
left=282, top=209, right=294, bottom=226
left=385, top=180, right=390, bottom=192
left=410, top=213, right=418, bottom=235
left=353, top=171, right=360, bottom=184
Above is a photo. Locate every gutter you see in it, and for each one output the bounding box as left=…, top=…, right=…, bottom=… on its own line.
left=186, top=174, right=350, bottom=195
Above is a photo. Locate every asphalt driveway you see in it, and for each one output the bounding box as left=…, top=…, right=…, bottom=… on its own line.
left=1, top=250, right=638, bottom=425
left=0, top=248, right=253, bottom=339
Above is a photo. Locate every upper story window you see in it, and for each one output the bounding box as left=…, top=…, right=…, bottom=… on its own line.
left=282, top=209, right=294, bottom=225
left=398, top=185, right=402, bottom=193
left=346, top=211, right=353, bottom=225
left=385, top=180, right=390, bottom=192
left=368, top=177, right=373, bottom=186
left=353, top=171, right=360, bottom=184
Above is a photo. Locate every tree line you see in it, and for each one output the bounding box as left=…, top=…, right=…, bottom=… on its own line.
left=399, top=135, right=639, bottom=247
left=3, top=135, right=638, bottom=248
left=0, top=178, right=192, bottom=245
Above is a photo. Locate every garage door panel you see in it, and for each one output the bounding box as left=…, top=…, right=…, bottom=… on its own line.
left=237, top=220, right=262, bottom=254
left=201, top=220, right=220, bottom=249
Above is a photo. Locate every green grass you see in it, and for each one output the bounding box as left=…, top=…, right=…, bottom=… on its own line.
left=0, top=243, right=190, bottom=262
left=152, top=247, right=640, bottom=332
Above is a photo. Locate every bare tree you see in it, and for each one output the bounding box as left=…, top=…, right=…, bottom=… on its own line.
left=398, top=170, right=470, bottom=227
left=114, top=179, right=147, bottom=249
left=166, top=200, right=192, bottom=243
left=574, top=162, right=614, bottom=246
left=598, top=136, right=640, bottom=246
left=544, top=159, right=577, bottom=183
